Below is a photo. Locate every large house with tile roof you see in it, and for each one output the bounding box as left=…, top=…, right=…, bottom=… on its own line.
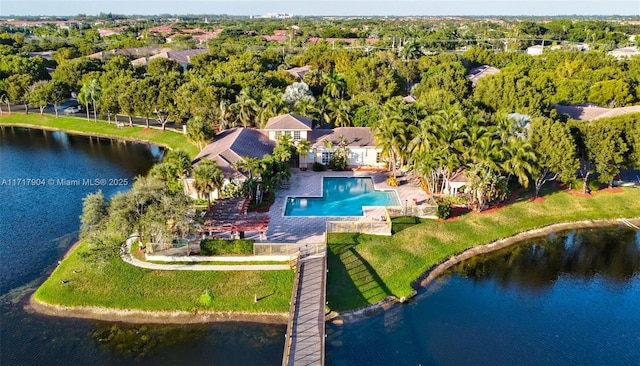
left=183, top=113, right=384, bottom=200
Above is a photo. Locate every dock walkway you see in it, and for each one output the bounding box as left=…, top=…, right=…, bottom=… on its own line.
left=283, top=253, right=326, bottom=366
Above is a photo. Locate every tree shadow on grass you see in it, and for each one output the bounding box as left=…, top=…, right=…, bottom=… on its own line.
left=327, top=243, right=393, bottom=312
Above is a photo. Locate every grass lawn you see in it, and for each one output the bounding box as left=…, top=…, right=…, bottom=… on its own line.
left=35, top=241, right=294, bottom=313
left=327, top=186, right=640, bottom=312
left=0, top=113, right=200, bottom=158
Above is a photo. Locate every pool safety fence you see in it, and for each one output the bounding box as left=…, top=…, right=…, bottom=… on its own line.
left=326, top=213, right=393, bottom=236
left=386, top=198, right=438, bottom=219
left=253, top=243, right=326, bottom=256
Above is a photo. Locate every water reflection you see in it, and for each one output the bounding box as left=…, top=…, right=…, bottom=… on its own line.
left=327, top=227, right=640, bottom=366
left=454, top=228, right=640, bottom=291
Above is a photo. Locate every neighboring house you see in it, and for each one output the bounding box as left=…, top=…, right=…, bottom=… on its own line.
left=608, top=46, right=640, bottom=59
left=263, top=113, right=313, bottom=142
left=186, top=114, right=385, bottom=199
left=263, top=35, right=288, bottom=43
left=147, top=26, right=173, bottom=34
left=310, top=127, right=383, bottom=168
left=445, top=170, right=468, bottom=196
left=183, top=128, right=275, bottom=200
left=467, top=65, right=500, bottom=86
left=286, top=66, right=311, bottom=81
left=88, top=47, right=170, bottom=60
left=526, top=45, right=544, bottom=56
left=403, top=95, right=417, bottom=104
left=131, top=49, right=208, bottom=70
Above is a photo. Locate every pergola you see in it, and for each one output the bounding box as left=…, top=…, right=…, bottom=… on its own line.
left=198, top=198, right=270, bottom=239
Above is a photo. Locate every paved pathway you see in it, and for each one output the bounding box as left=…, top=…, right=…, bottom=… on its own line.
left=120, top=236, right=290, bottom=271
left=285, top=253, right=326, bottom=366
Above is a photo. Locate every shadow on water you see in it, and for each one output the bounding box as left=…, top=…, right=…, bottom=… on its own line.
left=452, top=227, right=640, bottom=292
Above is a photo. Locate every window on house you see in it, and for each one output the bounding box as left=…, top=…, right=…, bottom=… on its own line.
left=321, top=151, right=333, bottom=165
left=275, top=131, right=282, bottom=140
left=293, top=130, right=301, bottom=141
left=376, top=151, right=382, bottom=164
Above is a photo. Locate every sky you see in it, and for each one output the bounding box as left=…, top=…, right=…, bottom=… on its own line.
left=1, top=0, right=639, bottom=17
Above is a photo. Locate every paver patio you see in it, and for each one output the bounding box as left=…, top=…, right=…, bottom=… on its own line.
left=263, top=169, right=428, bottom=243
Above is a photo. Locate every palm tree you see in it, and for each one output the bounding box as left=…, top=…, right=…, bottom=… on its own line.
left=323, top=71, right=347, bottom=99
left=329, top=99, right=352, bottom=127
left=233, top=90, right=258, bottom=128
left=193, top=159, right=224, bottom=208
left=431, top=107, right=467, bottom=192
left=374, top=104, right=408, bottom=178
left=296, top=139, right=311, bottom=170
left=233, top=156, right=261, bottom=180
left=407, top=117, right=435, bottom=155
left=399, top=40, right=423, bottom=61
left=163, top=149, right=193, bottom=179
left=500, top=136, right=535, bottom=188
left=79, top=78, right=102, bottom=122
left=218, top=100, right=233, bottom=130
left=257, top=90, right=288, bottom=128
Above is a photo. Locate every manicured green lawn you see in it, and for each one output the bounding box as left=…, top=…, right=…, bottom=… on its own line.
left=35, top=241, right=294, bottom=313
left=327, top=186, right=640, bottom=311
left=0, top=113, right=200, bottom=158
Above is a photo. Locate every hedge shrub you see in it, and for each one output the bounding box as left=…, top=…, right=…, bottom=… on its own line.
left=200, top=238, right=254, bottom=255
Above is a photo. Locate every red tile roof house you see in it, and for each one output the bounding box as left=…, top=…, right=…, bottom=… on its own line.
left=183, top=114, right=384, bottom=200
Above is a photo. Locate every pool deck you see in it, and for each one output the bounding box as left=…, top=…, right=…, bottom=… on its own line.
left=262, top=169, right=428, bottom=243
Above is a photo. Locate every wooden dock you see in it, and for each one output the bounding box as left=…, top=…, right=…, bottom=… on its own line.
left=283, top=253, right=326, bottom=366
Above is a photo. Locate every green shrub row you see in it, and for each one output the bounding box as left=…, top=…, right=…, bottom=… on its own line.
left=199, top=238, right=254, bottom=255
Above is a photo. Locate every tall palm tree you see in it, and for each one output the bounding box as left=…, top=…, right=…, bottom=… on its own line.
left=296, top=139, right=311, bottom=170
left=233, top=90, right=258, bottom=128
left=193, top=160, right=224, bottom=208
left=407, top=117, right=435, bottom=155
left=329, top=99, right=352, bottom=127
left=323, top=71, right=347, bottom=99
left=431, top=107, right=467, bottom=191
left=79, top=78, right=102, bottom=122
left=501, top=136, right=535, bottom=188
left=164, top=149, right=193, bottom=179
left=257, top=90, right=288, bottom=128
left=374, top=104, right=408, bottom=178
left=233, top=156, right=261, bottom=180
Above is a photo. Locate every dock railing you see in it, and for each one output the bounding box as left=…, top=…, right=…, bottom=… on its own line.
left=282, top=251, right=302, bottom=366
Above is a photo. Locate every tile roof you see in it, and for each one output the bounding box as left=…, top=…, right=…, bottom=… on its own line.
left=264, top=114, right=313, bottom=131
left=148, top=48, right=208, bottom=65
left=467, top=65, right=500, bottom=86
left=193, top=128, right=275, bottom=179
left=286, top=66, right=311, bottom=80
left=311, top=127, right=376, bottom=148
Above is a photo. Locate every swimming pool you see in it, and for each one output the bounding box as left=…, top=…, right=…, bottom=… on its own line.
left=284, top=177, right=400, bottom=216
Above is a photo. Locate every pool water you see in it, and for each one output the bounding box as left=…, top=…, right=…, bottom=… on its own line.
left=284, top=177, right=399, bottom=217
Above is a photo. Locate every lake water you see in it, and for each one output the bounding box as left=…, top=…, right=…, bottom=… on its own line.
left=0, top=127, right=285, bottom=365
left=326, top=227, right=640, bottom=365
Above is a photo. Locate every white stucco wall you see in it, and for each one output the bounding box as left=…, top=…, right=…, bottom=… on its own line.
left=267, top=130, right=309, bottom=142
